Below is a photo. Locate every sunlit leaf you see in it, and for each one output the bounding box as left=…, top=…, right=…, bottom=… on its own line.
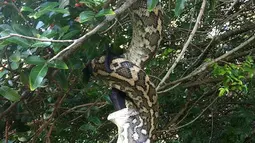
left=52, top=8, right=70, bottom=15
left=28, top=2, right=69, bottom=19
left=219, top=87, right=229, bottom=97
left=79, top=11, right=95, bottom=23
left=29, top=65, right=48, bottom=91
left=31, top=42, right=51, bottom=48
left=21, top=6, right=34, bottom=12
left=47, top=60, right=68, bottom=69
left=95, top=9, right=115, bottom=17
left=59, top=0, right=70, bottom=8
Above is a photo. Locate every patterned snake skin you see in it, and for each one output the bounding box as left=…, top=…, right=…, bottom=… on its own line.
left=90, top=56, right=158, bottom=142
left=90, top=0, right=162, bottom=142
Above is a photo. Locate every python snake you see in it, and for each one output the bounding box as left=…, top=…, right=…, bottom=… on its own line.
left=90, top=56, right=158, bottom=142
left=90, top=0, right=162, bottom=142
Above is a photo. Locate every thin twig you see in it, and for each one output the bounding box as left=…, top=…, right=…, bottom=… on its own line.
left=157, top=82, right=181, bottom=94
left=225, top=0, right=238, bottom=15
left=30, top=93, right=68, bottom=143
left=45, top=125, right=54, bottom=143
left=63, top=102, right=107, bottom=116
left=5, top=120, right=9, bottom=143
left=165, top=101, right=189, bottom=128
left=156, top=0, right=206, bottom=90
left=175, top=96, right=218, bottom=130
left=181, top=37, right=215, bottom=77
left=100, top=18, right=118, bottom=34
left=161, top=95, right=219, bottom=132
left=176, top=88, right=217, bottom=126
left=0, top=33, right=74, bottom=42
left=209, top=108, right=214, bottom=143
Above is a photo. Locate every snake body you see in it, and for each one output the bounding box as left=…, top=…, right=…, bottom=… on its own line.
left=124, top=1, right=163, bottom=66
left=90, top=56, right=158, bottom=142
left=89, top=0, right=162, bottom=142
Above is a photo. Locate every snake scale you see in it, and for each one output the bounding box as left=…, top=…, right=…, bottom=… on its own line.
left=89, top=0, right=162, bottom=142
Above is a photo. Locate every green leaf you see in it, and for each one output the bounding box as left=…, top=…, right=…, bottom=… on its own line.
left=175, top=0, right=187, bottom=16
left=162, top=48, right=174, bottom=56
left=95, top=9, right=115, bottom=17
left=88, top=116, right=101, bottom=126
left=219, top=87, right=229, bottom=97
left=243, top=85, right=248, bottom=93
left=59, top=0, right=70, bottom=8
left=25, top=56, right=46, bottom=65
left=29, top=2, right=59, bottom=19
left=79, top=11, right=95, bottom=23
left=12, top=24, right=33, bottom=36
left=147, top=0, right=158, bottom=11
left=52, top=8, right=70, bottom=15
left=47, top=60, right=68, bottom=69
left=0, top=70, right=8, bottom=78
left=103, top=94, right=112, bottom=104
left=59, top=25, right=70, bottom=38
left=10, top=62, right=19, bottom=70
left=31, top=42, right=51, bottom=48
left=0, top=30, right=13, bottom=37
left=9, top=51, right=21, bottom=62
left=62, top=30, right=80, bottom=39
left=29, top=65, right=48, bottom=91
left=6, top=37, right=30, bottom=48
left=80, top=0, right=104, bottom=7
left=0, top=24, right=12, bottom=31
left=21, top=6, right=34, bottom=12
left=0, top=42, right=8, bottom=51
left=20, top=71, right=29, bottom=86
left=0, top=86, right=20, bottom=101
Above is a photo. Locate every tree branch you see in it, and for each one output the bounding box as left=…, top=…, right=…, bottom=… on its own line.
left=175, top=96, right=218, bottom=130
left=158, top=34, right=255, bottom=92
left=156, top=0, right=207, bottom=90
left=49, top=0, right=137, bottom=61
left=160, top=94, right=218, bottom=133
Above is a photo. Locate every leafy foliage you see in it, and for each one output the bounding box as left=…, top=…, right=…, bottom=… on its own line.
left=213, top=56, right=254, bottom=96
